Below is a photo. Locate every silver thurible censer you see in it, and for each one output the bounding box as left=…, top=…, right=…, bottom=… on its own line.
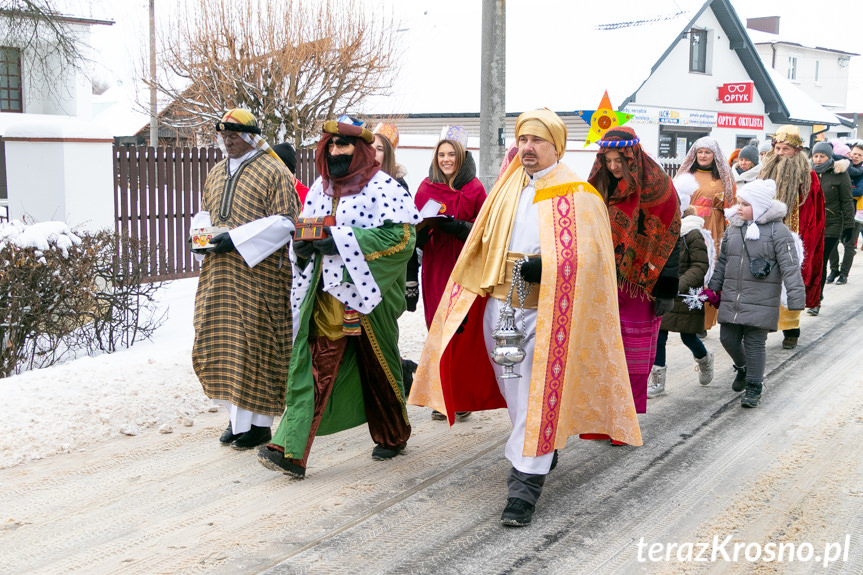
left=490, top=257, right=534, bottom=380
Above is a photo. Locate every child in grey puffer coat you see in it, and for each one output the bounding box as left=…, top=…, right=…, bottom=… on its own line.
left=706, top=179, right=805, bottom=408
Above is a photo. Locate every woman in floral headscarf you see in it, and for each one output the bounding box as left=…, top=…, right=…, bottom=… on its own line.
left=588, top=127, right=681, bottom=414
left=679, top=137, right=736, bottom=330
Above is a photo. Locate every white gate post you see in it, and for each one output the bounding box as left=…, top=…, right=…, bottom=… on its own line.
left=4, top=115, right=115, bottom=233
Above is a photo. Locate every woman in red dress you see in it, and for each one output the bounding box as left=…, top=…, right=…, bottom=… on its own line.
left=414, top=138, right=487, bottom=327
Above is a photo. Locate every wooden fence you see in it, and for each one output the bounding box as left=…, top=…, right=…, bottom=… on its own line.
left=659, top=161, right=682, bottom=178
left=113, top=146, right=683, bottom=281
left=113, top=145, right=317, bottom=281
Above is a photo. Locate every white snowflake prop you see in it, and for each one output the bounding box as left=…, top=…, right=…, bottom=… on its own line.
left=679, top=287, right=708, bottom=310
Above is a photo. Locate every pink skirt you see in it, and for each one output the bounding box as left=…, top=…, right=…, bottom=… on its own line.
left=618, top=288, right=662, bottom=413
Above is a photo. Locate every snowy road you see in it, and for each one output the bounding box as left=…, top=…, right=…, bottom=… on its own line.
left=2, top=266, right=863, bottom=574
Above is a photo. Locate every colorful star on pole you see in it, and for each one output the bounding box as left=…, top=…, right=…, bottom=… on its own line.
left=575, top=91, right=633, bottom=147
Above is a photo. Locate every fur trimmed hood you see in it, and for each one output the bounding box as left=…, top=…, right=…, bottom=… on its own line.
left=727, top=199, right=788, bottom=227
left=679, top=214, right=705, bottom=236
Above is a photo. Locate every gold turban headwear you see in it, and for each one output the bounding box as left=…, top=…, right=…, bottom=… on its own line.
left=450, top=109, right=570, bottom=294
left=515, top=108, right=567, bottom=159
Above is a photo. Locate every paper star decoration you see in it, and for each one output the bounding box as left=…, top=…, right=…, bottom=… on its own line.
left=575, top=91, right=633, bottom=147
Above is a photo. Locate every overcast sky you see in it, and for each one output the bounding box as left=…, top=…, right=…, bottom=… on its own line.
left=85, top=0, right=863, bottom=113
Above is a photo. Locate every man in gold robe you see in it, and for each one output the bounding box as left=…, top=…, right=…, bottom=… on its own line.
left=409, top=109, right=641, bottom=527
left=192, top=108, right=301, bottom=450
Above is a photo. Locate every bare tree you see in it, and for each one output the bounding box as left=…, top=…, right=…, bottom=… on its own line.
left=0, top=1, right=91, bottom=99
left=147, top=0, right=400, bottom=147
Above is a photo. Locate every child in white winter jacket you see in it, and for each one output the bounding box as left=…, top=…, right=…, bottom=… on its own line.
left=705, top=179, right=806, bottom=408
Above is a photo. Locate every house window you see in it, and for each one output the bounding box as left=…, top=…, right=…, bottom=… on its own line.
left=689, top=29, right=707, bottom=73
left=659, top=127, right=710, bottom=159
left=787, top=56, right=798, bottom=81
left=736, top=136, right=757, bottom=150
left=0, top=47, right=22, bottom=113
left=815, top=59, right=821, bottom=83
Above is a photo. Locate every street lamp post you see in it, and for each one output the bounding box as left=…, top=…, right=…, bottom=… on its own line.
left=149, top=0, right=158, bottom=147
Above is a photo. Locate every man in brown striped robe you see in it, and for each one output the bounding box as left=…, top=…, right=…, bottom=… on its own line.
left=192, top=108, right=301, bottom=449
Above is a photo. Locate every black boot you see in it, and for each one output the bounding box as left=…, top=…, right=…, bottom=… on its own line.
left=741, top=380, right=763, bottom=408
left=732, top=365, right=747, bottom=392
left=231, top=425, right=272, bottom=450
left=257, top=445, right=305, bottom=478
left=219, top=423, right=241, bottom=445
left=826, top=270, right=838, bottom=283
left=503, top=468, right=545, bottom=526
left=501, top=497, right=535, bottom=527
left=372, top=444, right=405, bottom=460
left=401, top=358, right=417, bottom=397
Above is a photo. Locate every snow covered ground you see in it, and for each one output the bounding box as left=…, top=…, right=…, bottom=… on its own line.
left=0, top=277, right=430, bottom=470
left=0, top=279, right=204, bottom=468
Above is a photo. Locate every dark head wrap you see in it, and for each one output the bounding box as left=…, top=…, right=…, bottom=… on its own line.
left=315, top=120, right=380, bottom=198
left=272, top=142, right=297, bottom=174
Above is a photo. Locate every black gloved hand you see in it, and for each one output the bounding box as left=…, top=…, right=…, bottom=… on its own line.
left=455, top=315, right=468, bottom=334
left=314, top=237, right=339, bottom=256
left=654, top=297, right=674, bottom=317
left=405, top=281, right=419, bottom=312
left=293, top=239, right=315, bottom=259
left=209, top=232, right=235, bottom=254
left=840, top=227, right=854, bottom=244
left=520, top=258, right=542, bottom=283
left=437, top=217, right=472, bottom=241
left=416, top=225, right=432, bottom=247
left=313, top=227, right=340, bottom=256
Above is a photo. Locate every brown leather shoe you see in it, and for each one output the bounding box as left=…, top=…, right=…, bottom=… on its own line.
left=782, top=336, right=798, bottom=350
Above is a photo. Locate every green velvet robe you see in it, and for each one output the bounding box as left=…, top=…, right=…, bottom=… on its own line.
left=271, top=221, right=416, bottom=458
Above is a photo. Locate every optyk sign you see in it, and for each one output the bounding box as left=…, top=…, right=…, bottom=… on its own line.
left=716, top=113, right=764, bottom=129
left=717, top=82, right=754, bottom=104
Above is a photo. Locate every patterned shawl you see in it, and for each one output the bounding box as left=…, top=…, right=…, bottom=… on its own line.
left=588, top=127, right=681, bottom=296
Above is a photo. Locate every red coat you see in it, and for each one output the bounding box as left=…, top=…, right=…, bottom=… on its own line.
left=414, top=177, right=486, bottom=327
left=294, top=178, right=310, bottom=205
left=798, top=170, right=825, bottom=308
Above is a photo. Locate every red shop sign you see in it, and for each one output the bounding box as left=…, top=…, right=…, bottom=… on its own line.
left=716, top=113, right=764, bottom=130
left=717, top=82, right=754, bottom=103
